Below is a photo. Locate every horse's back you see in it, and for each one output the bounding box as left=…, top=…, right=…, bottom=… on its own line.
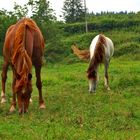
left=20, top=18, right=44, bottom=59
left=89, top=34, right=114, bottom=60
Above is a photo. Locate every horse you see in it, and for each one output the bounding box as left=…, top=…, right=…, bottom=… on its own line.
left=1, top=18, right=45, bottom=114
left=72, top=34, right=114, bottom=93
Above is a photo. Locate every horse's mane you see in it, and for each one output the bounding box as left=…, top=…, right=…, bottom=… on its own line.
left=71, top=44, right=90, bottom=60
left=87, top=34, right=106, bottom=79
left=11, top=18, right=41, bottom=88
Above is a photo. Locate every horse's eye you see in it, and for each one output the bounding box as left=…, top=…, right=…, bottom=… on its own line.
left=16, top=73, right=21, bottom=80
left=93, top=71, right=96, bottom=77
left=28, top=73, right=32, bottom=80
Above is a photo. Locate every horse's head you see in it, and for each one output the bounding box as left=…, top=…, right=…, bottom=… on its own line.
left=87, top=69, right=97, bottom=93
left=12, top=43, right=33, bottom=114
left=15, top=72, right=32, bottom=114
left=87, top=58, right=98, bottom=93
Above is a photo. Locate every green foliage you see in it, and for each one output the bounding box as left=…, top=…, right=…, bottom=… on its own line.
left=0, top=10, right=17, bottom=40
left=13, top=2, right=28, bottom=19
left=62, top=18, right=140, bottom=34
left=62, top=0, right=85, bottom=23
left=28, top=0, right=56, bottom=22
left=105, top=30, right=140, bottom=60
left=58, top=12, right=140, bottom=62
left=27, top=0, right=56, bottom=42
left=0, top=10, right=17, bottom=55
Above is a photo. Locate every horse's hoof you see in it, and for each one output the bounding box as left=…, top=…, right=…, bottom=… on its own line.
left=107, top=87, right=111, bottom=91
left=39, top=103, right=46, bottom=109
left=104, top=85, right=111, bottom=91
left=89, top=90, right=96, bottom=94
left=9, top=105, right=16, bottom=113
left=1, top=97, right=6, bottom=104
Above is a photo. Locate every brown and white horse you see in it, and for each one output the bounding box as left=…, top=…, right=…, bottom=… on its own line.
left=72, top=34, right=114, bottom=93
left=1, top=18, right=45, bottom=113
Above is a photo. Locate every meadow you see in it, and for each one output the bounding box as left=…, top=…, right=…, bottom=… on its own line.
left=0, top=58, right=140, bottom=140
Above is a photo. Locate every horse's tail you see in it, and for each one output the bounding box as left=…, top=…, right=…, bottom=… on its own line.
left=87, top=34, right=106, bottom=79
left=71, top=44, right=90, bottom=60
left=12, top=19, right=32, bottom=71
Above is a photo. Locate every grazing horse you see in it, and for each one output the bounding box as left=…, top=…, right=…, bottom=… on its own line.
left=1, top=18, right=45, bottom=113
left=72, top=34, right=114, bottom=93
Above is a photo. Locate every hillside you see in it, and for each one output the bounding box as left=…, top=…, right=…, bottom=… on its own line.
left=45, top=12, right=140, bottom=63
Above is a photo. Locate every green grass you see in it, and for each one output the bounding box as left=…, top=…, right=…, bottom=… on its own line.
left=0, top=59, right=140, bottom=140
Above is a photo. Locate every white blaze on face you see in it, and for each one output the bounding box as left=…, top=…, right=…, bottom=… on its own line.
left=22, top=88, right=26, bottom=94
left=89, top=79, right=93, bottom=92
left=89, top=79, right=95, bottom=92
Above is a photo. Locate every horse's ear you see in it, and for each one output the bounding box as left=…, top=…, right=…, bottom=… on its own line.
left=28, top=73, right=32, bottom=80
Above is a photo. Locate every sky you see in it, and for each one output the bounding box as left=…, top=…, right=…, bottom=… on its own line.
left=0, top=0, right=140, bottom=20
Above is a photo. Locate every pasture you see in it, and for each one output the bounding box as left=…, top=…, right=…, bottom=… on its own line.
left=0, top=58, right=140, bottom=140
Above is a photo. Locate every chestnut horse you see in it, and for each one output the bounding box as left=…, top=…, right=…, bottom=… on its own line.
left=72, top=34, right=114, bottom=93
left=1, top=18, right=45, bottom=113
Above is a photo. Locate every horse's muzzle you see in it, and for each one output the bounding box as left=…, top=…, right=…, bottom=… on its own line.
left=17, top=94, right=30, bottom=114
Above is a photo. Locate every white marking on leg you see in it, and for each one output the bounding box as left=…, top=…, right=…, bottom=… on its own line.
left=107, top=87, right=111, bottom=91
left=1, top=91, right=6, bottom=103
left=104, top=77, right=110, bottom=90
left=39, top=103, right=46, bottom=109
left=104, top=77, right=108, bottom=87
left=1, top=90, right=4, bottom=97
left=9, top=105, right=16, bottom=112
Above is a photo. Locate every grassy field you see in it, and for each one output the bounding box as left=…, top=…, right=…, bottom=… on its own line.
left=0, top=58, right=140, bottom=140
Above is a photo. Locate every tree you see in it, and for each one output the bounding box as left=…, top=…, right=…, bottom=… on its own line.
left=27, top=0, right=56, bottom=41
left=0, top=9, right=17, bottom=55
left=27, top=0, right=55, bottom=23
left=62, top=0, right=85, bottom=23
left=13, top=2, right=28, bottom=19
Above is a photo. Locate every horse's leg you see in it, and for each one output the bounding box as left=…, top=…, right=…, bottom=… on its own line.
left=104, top=60, right=110, bottom=90
left=9, top=72, right=16, bottom=112
left=1, top=60, right=9, bottom=103
left=34, top=64, right=45, bottom=109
